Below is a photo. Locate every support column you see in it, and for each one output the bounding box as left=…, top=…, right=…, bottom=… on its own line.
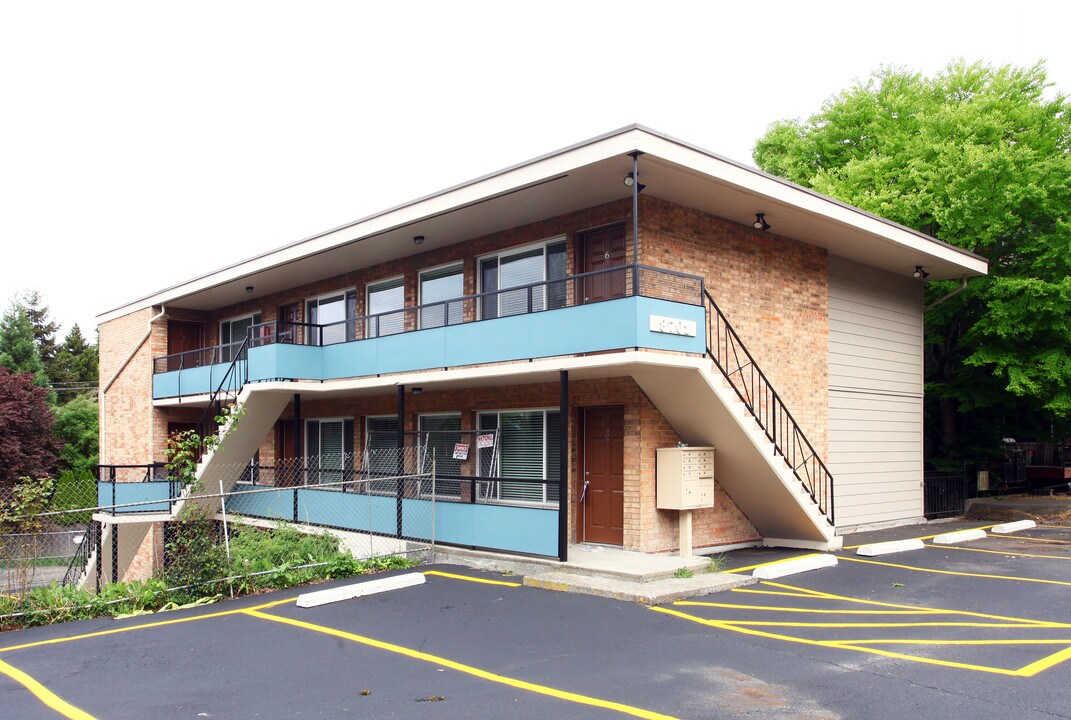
left=293, top=393, right=301, bottom=523
left=396, top=385, right=405, bottom=539
left=629, top=150, right=642, bottom=296
left=558, top=370, right=569, bottom=562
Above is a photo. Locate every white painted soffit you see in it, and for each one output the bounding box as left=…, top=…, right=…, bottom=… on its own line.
left=98, top=125, right=987, bottom=323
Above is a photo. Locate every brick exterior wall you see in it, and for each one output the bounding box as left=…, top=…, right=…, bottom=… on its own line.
left=101, top=190, right=825, bottom=554
left=640, top=195, right=830, bottom=454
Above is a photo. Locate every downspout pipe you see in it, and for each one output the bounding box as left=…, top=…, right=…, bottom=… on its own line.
left=100, top=305, right=167, bottom=464
left=924, top=277, right=969, bottom=313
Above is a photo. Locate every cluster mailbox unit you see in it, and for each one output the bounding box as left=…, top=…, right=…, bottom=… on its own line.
left=656, top=446, right=716, bottom=557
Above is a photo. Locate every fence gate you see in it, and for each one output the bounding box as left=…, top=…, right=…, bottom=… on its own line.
left=923, top=470, right=967, bottom=519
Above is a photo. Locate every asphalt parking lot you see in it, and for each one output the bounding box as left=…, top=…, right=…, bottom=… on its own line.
left=2, top=519, right=1069, bottom=719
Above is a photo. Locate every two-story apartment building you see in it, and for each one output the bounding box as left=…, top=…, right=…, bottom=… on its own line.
left=96, top=125, right=986, bottom=578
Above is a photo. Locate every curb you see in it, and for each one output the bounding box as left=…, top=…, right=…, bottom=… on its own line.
left=752, top=554, right=838, bottom=579
left=931, top=528, right=987, bottom=545
left=296, top=572, right=425, bottom=608
left=990, top=520, right=1037, bottom=534
left=856, top=539, right=925, bottom=557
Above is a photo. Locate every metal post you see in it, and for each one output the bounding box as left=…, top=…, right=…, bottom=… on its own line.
left=293, top=393, right=301, bottom=519
left=629, top=151, right=642, bottom=297
left=396, top=384, right=405, bottom=539
left=111, top=524, right=119, bottom=584
left=95, top=521, right=102, bottom=591
left=558, top=370, right=569, bottom=562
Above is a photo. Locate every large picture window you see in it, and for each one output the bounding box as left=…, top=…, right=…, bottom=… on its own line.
left=478, top=410, right=560, bottom=505
left=479, top=239, right=567, bottom=320
left=418, top=413, right=462, bottom=497
left=307, top=290, right=357, bottom=346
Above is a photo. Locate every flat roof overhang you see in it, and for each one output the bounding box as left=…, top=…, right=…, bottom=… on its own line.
left=99, top=125, right=987, bottom=324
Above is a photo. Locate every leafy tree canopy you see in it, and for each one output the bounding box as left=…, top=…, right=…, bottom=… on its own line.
left=753, top=60, right=1071, bottom=456
left=0, top=367, right=60, bottom=485
left=53, top=395, right=99, bottom=474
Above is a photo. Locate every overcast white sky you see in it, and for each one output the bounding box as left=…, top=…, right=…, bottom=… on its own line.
left=1, top=1, right=1068, bottom=339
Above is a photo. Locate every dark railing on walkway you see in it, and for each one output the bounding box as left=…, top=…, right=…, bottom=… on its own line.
left=193, top=334, right=251, bottom=440
left=703, top=289, right=835, bottom=524
left=62, top=522, right=99, bottom=587
left=152, top=264, right=703, bottom=369
left=924, top=469, right=967, bottom=519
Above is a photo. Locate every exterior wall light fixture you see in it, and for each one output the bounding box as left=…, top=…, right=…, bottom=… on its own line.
left=245, top=286, right=254, bottom=294
left=623, top=172, right=645, bottom=193
left=753, top=213, right=771, bottom=232
left=413, top=235, right=425, bottom=245
left=913, top=265, right=930, bottom=279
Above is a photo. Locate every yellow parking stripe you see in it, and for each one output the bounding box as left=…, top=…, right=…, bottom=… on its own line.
left=650, top=606, right=1025, bottom=677
left=836, top=638, right=1071, bottom=646
left=422, top=570, right=521, bottom=587
left=925, top=543, right=1071, bottom=561
left=0, top=597, right=294, bottom=654
left=838, top=555, right=1071, bottom=588
left=731, top=588, right=826, bottom=599
left=841, top=524, right=999, bottom=551
left=723, top=554, right=819, bottom=574
left=676, top=600, right=955, bottom=616
left=761, top=582, right=1065, bottom=626
left=717, top=620, right=1059, bottom=629
left=989, top=534, right=1071, bottom=545
left=245, top=609, right=676, bottom=720
left=0, top=658, right=98, bottom=719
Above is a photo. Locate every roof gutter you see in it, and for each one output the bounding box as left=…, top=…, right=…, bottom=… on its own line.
left=924, top=277, right=969, bottom=313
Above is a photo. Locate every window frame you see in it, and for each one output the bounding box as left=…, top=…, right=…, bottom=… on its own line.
left=477, top=407, right=561, bottom=507
left=476, top=236, right=568, bottom=320
left=304, top=416, right=354, bottom=487
left=366, top=275, right=406, bottom=338
left=305, top=287, right=357, bottom=346
left=418, top=261, right=465, bottom=330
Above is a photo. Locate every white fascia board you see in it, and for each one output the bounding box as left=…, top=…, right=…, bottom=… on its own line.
left=637, top=134, right=989, bottom=277
left=96, top=130, right=643, bottom=325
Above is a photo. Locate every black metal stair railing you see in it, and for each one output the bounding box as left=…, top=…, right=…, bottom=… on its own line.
left=194, top=333, right=251, bottom=442
left=703, top=289, right=834, bottom=524
left=61, top=522, right=99, bottom=587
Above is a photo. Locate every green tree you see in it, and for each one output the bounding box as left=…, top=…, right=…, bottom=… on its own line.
left=753, top=60, right=1071, bottom=460
left=21, top=290, right=59, bottom=369
left=49, top=324, right=98, bottom=403
left=0, top=300, right=49, bottom=389
left=53, top=395, right=99, bottom=474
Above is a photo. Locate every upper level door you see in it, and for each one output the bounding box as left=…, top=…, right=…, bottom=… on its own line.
left=167, top=321, right=203, bottom=370
left=578, top=224, right=627, bottom=303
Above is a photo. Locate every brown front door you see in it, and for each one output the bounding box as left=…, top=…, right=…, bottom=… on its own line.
left=167, top=321, right=203, bottom=370
left=580, top=406, right=624, bottom=545
left=579, top=224, right=627, bottom=303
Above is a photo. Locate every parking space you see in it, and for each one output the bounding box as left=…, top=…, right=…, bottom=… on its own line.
left=2, top=521, right=1071, bottom=720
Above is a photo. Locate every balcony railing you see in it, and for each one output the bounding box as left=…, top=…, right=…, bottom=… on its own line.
left=153, top=264, right=703, bottom=372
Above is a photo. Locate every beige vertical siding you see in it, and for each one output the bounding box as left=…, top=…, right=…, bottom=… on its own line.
left=828, top=256, right=924, bottom=529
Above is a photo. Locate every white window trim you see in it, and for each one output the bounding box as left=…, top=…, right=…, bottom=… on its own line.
left=306, top=287, right=355, bottom=308
left=476, top=236, right=567, bottom=319
left=366, top=274, right=406, bottom=337
left=477, top=407, right=560, bottom=508
left=219, top=311, right=261, bottom=339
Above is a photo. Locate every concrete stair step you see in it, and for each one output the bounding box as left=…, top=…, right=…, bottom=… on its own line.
left=523, top=570, right=754, bottom=605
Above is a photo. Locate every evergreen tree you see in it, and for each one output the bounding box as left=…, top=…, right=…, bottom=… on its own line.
left=50, top=324, right=99, bottom=403
left=0, top=300, right=49, bottom=390
left=21, top=290, right=59, bottom=367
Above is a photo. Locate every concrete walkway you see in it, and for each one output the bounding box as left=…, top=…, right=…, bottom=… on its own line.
left=433, top=543, right=754, bottom=604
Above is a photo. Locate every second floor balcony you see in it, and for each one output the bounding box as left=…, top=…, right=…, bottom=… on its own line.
left=151, top=264, right=706, bottom=400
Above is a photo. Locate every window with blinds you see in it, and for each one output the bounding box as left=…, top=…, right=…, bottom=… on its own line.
left=367, top=277, right=405, bottom=338
left=305, top=419, right=353, bottom=486
left=419, top=264, right=464, bottom=329
left=479, top=239, right=567, bottom=320
left=478, top=410, right=560, bottom=505
left=365, top=416, right=399, bottom=494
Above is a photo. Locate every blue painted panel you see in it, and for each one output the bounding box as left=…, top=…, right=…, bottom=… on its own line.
left=319, top=341, right=377, bottom=380
left=297, top=489, right=397, bottom=535
left=98, top=482, right=173, bottom=513
left=402, top=500, right=556, bottom=556
left=374, top=329, right=447, bottom=374
left=156, top=297, right=706, bottom=399
left=226, top=487, right=295, bottom=521
left=635, top=297, right=707, bottom=354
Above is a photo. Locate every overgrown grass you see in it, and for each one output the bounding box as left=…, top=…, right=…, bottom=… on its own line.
left=0, top=522, right=418, bottom=631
